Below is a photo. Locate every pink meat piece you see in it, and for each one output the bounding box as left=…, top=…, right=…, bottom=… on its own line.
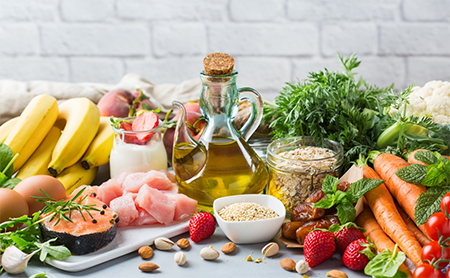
left=166, top=193, right=198, bottom=221
left=114, top=171, right=130, bottom=187
left=109, top=193, right=139, bottom=227
left=97, top=179, right=123, bottom=206
left=135, top=184, right=175, bottom=225
left=122, top=170, right=177, bottom=193
left=163, top=170, right=176, bottom=183
left=129, top=208, right=158, bottom=226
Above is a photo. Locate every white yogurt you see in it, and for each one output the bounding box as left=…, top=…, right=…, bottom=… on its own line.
left=109, top=137, right=168, bottom=178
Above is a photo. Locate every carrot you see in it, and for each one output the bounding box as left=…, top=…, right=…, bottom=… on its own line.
left=355, top=204, right=397, bottom=252
left=408, top=148, right=450, bottom=165
left=361, top=165, right=423, bottom=266
left=355, top=205, right=413, bottom=277
left=373, top=153, right=428, bottom=236
left=395, top=203, right=432, bottom=246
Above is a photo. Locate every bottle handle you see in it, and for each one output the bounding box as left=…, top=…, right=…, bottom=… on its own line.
left=237, top=87, right=264, bottom=141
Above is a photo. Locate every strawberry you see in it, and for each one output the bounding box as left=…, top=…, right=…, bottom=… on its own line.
left=132, top=111, right=159, bottom=142
left=304, top=229, right=336, bottom=268
left=330, top=223, right=365, bottom=254
left=341, top=238, right=377, bottom=271
left=119, top=121, right=136, bottom=144
left=189, top=212, right=216, bottom=243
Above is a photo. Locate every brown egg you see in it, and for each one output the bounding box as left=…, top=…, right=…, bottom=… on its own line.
left=14, top=175, right=67, bottom=215
left=0, top=188, right=29, bottom=224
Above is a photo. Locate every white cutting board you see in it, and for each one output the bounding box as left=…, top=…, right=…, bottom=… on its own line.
left=45, top=221, right=189, bottom=272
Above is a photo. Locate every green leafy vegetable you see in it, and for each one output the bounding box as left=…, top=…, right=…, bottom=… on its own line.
left=263, top=54, right=418, bottom=170
left=422, top=158, right=450, bottom=187
left=29, top=274, right=48, bottom=278
left=0, top=143, right=21, bottom=189
left=395, top=164, right=428, bottom=185
left=314, top=175, right=384, bottom=223
left=365, top=246, right=406, bottom=278
left=415, top=150, right=439, bottom=165
left=415, top=186, right=450, bottom=225
left=36, top=238, right=71, bottom=262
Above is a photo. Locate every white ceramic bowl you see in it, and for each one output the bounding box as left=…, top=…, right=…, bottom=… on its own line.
left=213, top=194, right=286, bottom=244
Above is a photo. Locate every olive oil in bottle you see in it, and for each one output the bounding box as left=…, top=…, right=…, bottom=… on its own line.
left=173, top=136, right=269, bottom=207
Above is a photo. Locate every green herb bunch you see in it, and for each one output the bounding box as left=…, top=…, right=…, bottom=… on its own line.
left=264, top=54, right=402, bottom=169
left=396, top=150, right=450, bottom=225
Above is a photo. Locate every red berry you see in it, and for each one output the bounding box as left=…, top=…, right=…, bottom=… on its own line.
left=342, top=239, right=377, bottom=271
left=304, top=230, right=336, bottom=268
left=132, top=111, right=159, bottom=142
left=189, top=212, right=216, bottom=243
left=119, top=121, right=137, bottom=143
left=333, top=224, right=365, bottom=254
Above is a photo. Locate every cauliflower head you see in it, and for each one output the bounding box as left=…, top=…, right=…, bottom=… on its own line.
left=401, top=80, right=450, bottom=124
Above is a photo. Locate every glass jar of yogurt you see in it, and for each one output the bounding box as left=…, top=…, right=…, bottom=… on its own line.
left=109, top=117, right=167, bottom=178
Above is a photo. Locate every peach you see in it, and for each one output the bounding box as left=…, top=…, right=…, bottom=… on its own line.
left=97, top=89, right=134, bottom=117
left=131, top=91, right=157, bottom=112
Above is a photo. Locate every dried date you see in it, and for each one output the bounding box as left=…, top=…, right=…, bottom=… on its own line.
left=290, top=202, right=325, bottom=222
left=295, top=215, right=340, bottom=245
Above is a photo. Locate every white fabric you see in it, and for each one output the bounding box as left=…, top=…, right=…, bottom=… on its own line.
left=0, top=73, right=202, bottom=124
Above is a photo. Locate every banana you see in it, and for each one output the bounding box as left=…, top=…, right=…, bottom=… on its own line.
left=81, top=116, right=114, bottom=170
left=0, top=117, right=19, bottom=143
left=4, top=94, right=59, bottom=171
left=56, top=161, right=98, bottom=194
left=48, top=98, right=100, bottom=176
left=16, top=126, right=62, bottom=180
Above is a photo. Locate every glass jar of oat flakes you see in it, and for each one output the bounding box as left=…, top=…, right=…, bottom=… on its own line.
left=266, top=136, right=343, bottom=214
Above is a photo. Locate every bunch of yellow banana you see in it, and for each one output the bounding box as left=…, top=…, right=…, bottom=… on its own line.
left=0, top=95, right=115, bottom=194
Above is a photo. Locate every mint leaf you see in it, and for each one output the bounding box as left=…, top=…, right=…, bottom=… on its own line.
left=365, top=247, right=406, bottom=277
left=395, top=164, right=428, bottom=185
left=337, top=199, right=356, bottom=224
left=415, top=150, right=438, bottom=165
left=422, top=160, right=450, bottom=187
left=314, top=198, right=334, bottom=209
left=322, top=175, right=338, bottom=195
left=415, top=186, right=450, bottom=225
left=347, top=178, right=384, bottom=203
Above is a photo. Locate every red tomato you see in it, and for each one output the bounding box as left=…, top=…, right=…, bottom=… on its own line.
left=421, top=241, right=450, bottom=268
left=413, top=264, right=443, bottom=278
left=441, top=192, right=450, bottom=214
left=426, top=212, right=450, bottom=241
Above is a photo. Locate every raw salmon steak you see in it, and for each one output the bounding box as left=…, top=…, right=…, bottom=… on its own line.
left=40, top=190, right=119, bottom=255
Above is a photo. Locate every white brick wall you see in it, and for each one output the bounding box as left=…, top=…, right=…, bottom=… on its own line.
left=0, top=0, right=449, bottom=101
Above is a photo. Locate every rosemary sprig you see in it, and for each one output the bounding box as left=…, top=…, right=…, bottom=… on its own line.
left=33, top=187, right=100, bottom=226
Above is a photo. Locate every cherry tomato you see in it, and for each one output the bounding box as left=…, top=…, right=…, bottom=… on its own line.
left=421, top=241, right=450, bottom=268
left=426, top=212, right=450, bottom=241
left=441, top=192, right=450, bottom=214
left=413, top=264, right=443, bottom=278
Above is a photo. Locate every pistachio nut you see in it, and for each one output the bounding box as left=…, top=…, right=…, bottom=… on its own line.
left=154, top=237, right=175, bottom=251
left=261, top=242, right=279, bottom=257
left=200, top=246, right=220, bottom=261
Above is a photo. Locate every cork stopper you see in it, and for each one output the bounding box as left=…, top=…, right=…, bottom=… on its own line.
left=203, top=52, right=235, bottom=76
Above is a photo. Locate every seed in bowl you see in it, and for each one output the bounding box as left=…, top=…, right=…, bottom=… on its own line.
left=218, top=202, right=278, bottom=222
